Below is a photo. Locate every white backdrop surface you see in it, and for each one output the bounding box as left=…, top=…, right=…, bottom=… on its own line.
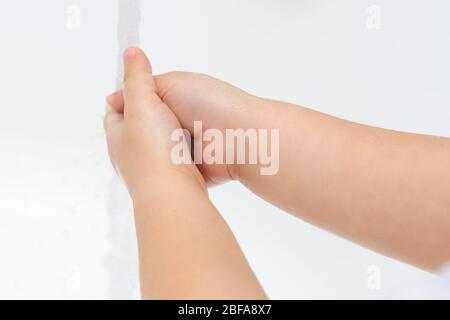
left=0, top=0, right=449, bottom=299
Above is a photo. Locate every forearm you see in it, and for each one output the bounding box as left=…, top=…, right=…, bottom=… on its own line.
left=132, top=170, right=267, bottom=299
left=234, top=97, right=450, bottom=270
left=153, top=71, right=450, bottom=270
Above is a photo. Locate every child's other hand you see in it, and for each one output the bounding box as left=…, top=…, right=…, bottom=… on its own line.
left=154, top=72, right=260, bottom=186
left=104, top=48, right=206, bottom=198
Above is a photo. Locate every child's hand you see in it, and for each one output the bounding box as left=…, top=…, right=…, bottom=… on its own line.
left=155, top=71, right=450, bottom=272
left=104, top=49, right=206, bottom=198
left=154, top=72, right=262, bottom=186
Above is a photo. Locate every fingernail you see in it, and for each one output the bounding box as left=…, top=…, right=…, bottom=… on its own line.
left=123, top=47, right=137, bottom=61
left=106, top=91, right=118, bottom=105
left=107, top=91, right=119, bottom=100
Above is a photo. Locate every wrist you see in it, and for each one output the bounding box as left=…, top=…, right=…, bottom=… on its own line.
left=129, top=164, right=208, bottom=205
left=226, top=95, right=278, bottom=185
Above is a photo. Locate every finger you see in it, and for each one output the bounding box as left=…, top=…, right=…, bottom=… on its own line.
left=154, top=72, right=181, bottom=101
left=122, top=47, right=162, bottom=119
left=106, top=90, right=124, bottom=113
left=104, top=110, right=124, bottom=171
left=103, top=109, right=123, bottom=137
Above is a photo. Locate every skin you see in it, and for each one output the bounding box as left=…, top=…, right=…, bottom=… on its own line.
left=106, top=47, right=450, bottom=298
left=104, top=48, right=266, bottom=299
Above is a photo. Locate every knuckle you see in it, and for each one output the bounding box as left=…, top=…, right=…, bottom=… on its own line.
left=123, top=75, right=153, bottom=91
left=124, top=72, right=153, bottom=87
left=156, top=71, right=191, bottom=99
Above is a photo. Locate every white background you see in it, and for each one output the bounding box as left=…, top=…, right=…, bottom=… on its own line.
left=0, top=0, right=449, bottom=299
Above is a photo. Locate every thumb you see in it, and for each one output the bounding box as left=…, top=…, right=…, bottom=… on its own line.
left=122, top=47, right=162, bottom=119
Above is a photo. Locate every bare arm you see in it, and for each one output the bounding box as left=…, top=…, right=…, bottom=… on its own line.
left=105, top=49, right=266, bottom=299
left=236, top=98, right=450, bottom=271
left=132, top=172, right=266, bottom=299
left=155, top=72, right=450, bottom=271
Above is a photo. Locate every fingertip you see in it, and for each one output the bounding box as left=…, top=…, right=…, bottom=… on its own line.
left=123, top=47, right=152, bottom=71
left=106, top=91, right=117, bottom=106
left=106, top=90, right=124, bottom=113
left=123, top=47, right=138, bottom=61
